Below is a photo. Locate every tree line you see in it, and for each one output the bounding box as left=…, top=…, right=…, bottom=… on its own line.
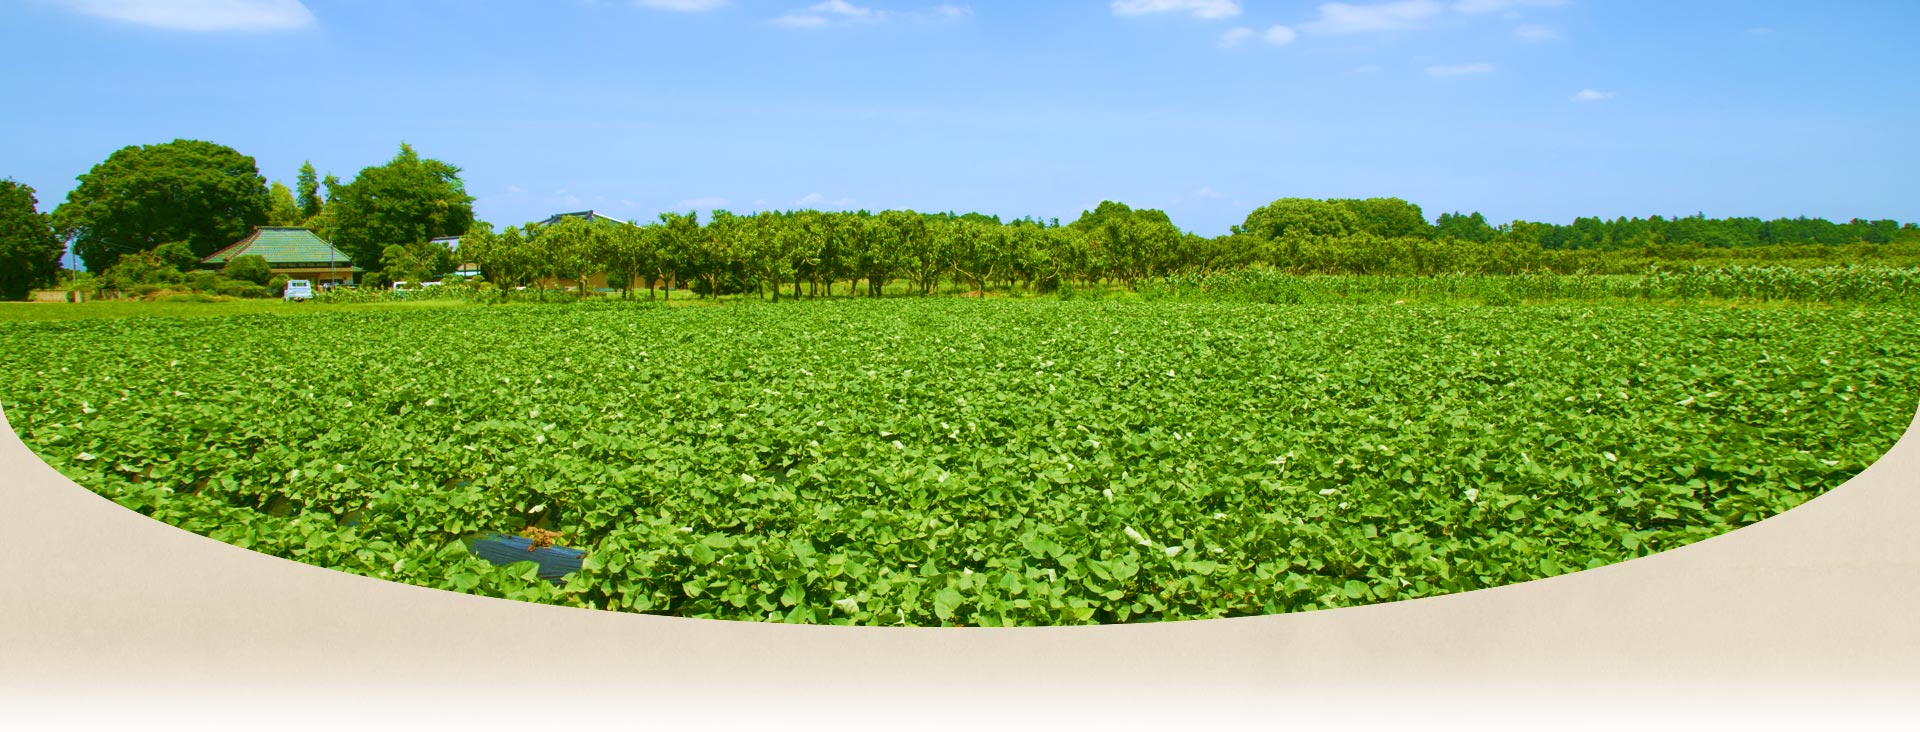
left=3, top=137, right=1916, bottom=300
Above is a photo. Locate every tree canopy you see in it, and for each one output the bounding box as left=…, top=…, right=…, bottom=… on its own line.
left=267, top=181, right=302, bottom=226
left=0, top=179, right=64, bottom=300
left=326, top=142, right=475, bottom=271
left=52, top=139, right=271, bottom=272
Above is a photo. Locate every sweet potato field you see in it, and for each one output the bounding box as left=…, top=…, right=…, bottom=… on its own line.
left=2, top=299, right=1914, bottom=624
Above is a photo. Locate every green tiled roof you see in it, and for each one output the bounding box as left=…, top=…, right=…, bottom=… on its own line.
left=201, top=227, right=363, bottom=269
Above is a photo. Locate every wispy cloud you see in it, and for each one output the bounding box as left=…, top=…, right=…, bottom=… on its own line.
left=1301, top=1, right=1446, bottom=35
left=1191, top=186, right=1224, bottom=199
left=1513, top=23, right=1557, bottom=41
left=1294, top=0, right=1564, bottom=36
left=679, top=196, right=730, bottom=209
left=1747, top=27, right=1774, bottom=36
left=1426, top=61, right=1494, bottom=75
left=1452, top=0, right=1566, bottom=13
left=634, top=0, right=727, bottom=11
left=796, top=192, right=856, bottom=208
left=772, top=1, right=969, bottom=28
left=1111, top=0, right=1242, bottom=20
left=1219, top=27, right=1254, bottom=45
left=1219, top=24, right=1296, bottom=46
left=57, top=0, right=314, bottom=31
left=1570, top=88, right=1614, bottom=102
left=1350, top=64, right=1383, bottom=74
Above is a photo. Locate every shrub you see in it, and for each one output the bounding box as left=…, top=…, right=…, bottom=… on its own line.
left=268, top=275, right=290, bottom=298
left=161, top=293, right=223, bottom=303
left=223, top=255, right=272, bottom=285
left=152, top=241, right=200, bottom=272
left=101, top=252, right=180, bottom=292
left=187, top=271, right=221, bottom=292
left=214, top=279, right=270, bottom=298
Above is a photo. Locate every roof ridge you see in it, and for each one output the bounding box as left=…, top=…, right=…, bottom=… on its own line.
left=199, top=228, right=264, bottom=264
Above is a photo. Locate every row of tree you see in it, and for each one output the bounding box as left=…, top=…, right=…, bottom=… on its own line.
left=4, top=136, right=1918, bottom=300
left=458, top=202, right=1208, bottom=299
left=457, top=198, right=1920, bottom=300
left=1230, top=197, right=1915, bottom=250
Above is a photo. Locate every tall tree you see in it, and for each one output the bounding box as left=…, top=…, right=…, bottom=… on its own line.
left=296, top=161, right=324, bottom=220
left=0, top=180, right=64, bottom=300
left=52, top=139, right=271, bottom=272
left=326, top=142, right=475, bottom=271
left=266, top=182, right=302, bottom=226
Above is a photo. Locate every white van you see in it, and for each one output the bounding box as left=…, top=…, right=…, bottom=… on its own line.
left=283, top=279, right=313, bottom=301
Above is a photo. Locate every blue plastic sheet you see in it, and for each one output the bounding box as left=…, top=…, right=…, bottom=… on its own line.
left=468, top=532, right=585, bottom=585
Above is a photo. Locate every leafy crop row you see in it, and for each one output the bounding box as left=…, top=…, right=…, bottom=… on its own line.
left=1, top=299, right=1914, bottom=624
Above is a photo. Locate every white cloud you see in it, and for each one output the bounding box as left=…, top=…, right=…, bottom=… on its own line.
left=58, top=0, right=314, bottom=31
left=771, top=12, right=830, bottom=27
left=634, top=0, right=727, bottom=11
left=1350, top=64, right=1383, bottom=74
left=1219, top=24, right=1293, bottom=46
left=1747, top=27, right=1774, bottom=36
left=1301, top=1, right=1445, bottom=34
left=1192, top=186, right=1224, bottom=199
left=1513, top=23, right=1557, bottom=41
left=812, top=0, right=874, bottom=17
left=773, top=0, right=871, bottom=27
left=1111, top=0, right=1241, bottom=19
left=505, top=185, right=526, bottom=195
left=1570, top=88, right=1614, bottom=102
left=1426, top=61, right=1494, bottom=75
left=772, top=1, right=966, bottom=28
left=795, top=192, right=855, bottom=208
left=679, top=196, right=730, bottom=209
left=1453, top=0, right=1566, bottom=13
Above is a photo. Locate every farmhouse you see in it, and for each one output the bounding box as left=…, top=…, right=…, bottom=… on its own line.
left=201, top=226, right=362, bottom=286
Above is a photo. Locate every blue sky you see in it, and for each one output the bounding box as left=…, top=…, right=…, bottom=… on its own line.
left=3, top=0, right=1917, bottom=248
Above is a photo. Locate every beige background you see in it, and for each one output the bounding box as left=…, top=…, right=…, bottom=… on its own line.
left=2, top=401, right=1916, bottom=728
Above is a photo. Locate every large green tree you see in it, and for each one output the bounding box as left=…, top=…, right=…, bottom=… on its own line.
left=52, top=139, right=271, bottom=272
left=266, top=182, right=302, bottom=226
left=296, top=161, right=324, bottom=220
left=0, top=180, right=64, bottom=300
left=326, top=143, right=475, bottom=271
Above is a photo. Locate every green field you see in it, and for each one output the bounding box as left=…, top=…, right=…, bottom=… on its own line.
left=3, top=297, right=1915, bottom=625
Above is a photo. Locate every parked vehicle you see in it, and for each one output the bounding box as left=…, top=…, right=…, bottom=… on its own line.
left=283, top=279, right=313, bottom=301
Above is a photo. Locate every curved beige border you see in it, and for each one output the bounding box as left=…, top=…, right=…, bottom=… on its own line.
left=3, top=401, right=1917, bottom=721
